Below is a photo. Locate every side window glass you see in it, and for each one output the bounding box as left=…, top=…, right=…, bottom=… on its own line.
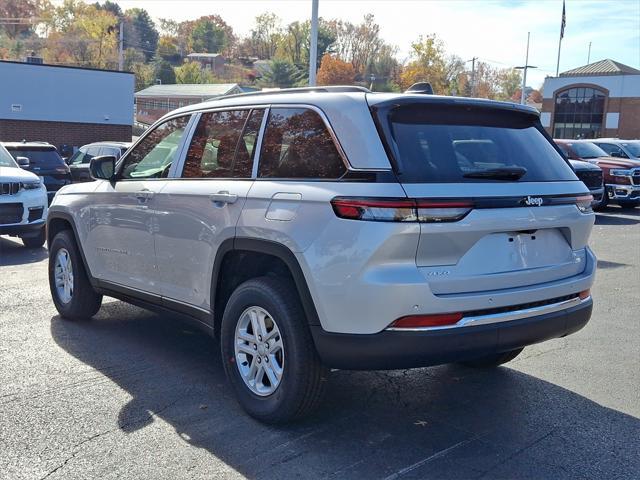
left=182, top=110, right=251, bottom=178
left=235, top=109, right=265, bottom=178
left=120, top=116, right=189, bottom=179
left=84, top=147, right=100, bottom=163
left=69, top=147, right=87, bottom=165
left=258, top=108, right=346, bottom=179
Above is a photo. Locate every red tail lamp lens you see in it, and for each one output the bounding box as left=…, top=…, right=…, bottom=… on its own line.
left=390, top=312, right=463, bottom=329
left=579, top=289, right=591, bottom=300
left=331, top=197, right=472, bottom=223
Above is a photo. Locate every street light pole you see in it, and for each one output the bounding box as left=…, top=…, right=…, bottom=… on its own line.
left=515, top=32, right=537, bottom=105
left=308, top=0, right=319, bottom=86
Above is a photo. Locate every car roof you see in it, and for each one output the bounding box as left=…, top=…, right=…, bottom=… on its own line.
left=1, top=141, right=56, bottom=149
left=84, top=142, right=131, bottom=148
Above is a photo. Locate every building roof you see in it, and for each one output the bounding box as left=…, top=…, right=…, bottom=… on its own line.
left=135, top=83, right=240, bottom=98
left=187, top=53, right=223, bottom=59
left=559, top=59, right=640, bottom=77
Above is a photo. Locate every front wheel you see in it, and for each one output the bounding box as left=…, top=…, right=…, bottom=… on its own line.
left=48, top=230, right=102, bottom=320
left=459, top=347, right=524, bottom=368
left=220, top=276, right=328, bottom=424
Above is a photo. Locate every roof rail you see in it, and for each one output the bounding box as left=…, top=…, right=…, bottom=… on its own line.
left=219, top=85, right=371, bottom=101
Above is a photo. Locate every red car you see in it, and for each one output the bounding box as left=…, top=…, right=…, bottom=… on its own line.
left=555, top=139, right=640, bottom=209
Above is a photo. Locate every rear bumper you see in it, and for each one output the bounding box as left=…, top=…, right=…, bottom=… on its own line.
left=311, top=297, right=592, bottom=370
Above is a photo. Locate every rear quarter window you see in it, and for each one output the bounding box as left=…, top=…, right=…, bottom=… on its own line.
left=258, top=107, right=346, bottom=179
left=378, top=104, right=577, bottom=183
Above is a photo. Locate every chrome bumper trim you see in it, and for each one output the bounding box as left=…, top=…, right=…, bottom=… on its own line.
left=386, top=296, right=591, bottom=332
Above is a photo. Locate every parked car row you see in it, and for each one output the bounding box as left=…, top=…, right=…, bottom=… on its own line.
left=555, top=139, right=640, bottom=209
left=0, top=141, right=130, bottom=248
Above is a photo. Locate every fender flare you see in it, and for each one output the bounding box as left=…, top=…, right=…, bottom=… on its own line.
left=47, top=210, right=98, bottom=288
left=211, top=237, right=321, bottom=326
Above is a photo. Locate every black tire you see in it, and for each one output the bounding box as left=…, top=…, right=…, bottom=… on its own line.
left=594, top=193, right=608, bottom=211
left=48, top=230, right=102, bottom=320
left=459, top=347, right=524, bottom=368
left=617, top=200, right=639, bottom=209
left=220, top=276, right=329, bottom=424
left=21, top=227, right=46, bottom=248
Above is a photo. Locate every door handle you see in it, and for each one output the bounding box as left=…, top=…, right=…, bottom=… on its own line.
left=135, top=189, right=154, bottom=200
left=209, top=191, right=238, bottom=204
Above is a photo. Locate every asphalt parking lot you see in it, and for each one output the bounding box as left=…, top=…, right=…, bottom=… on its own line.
left=1, top=206, right=639, bottom=480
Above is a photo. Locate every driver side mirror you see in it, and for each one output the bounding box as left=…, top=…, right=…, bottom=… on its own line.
left=16, top=156, right=30, bottom=168
left=89, top=155, right=116, bottom=181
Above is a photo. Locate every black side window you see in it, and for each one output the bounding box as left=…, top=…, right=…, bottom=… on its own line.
left=120, top=116, right=189, bottom=179
left=258, top=108, right=346, bottom=179
left=182, top=109, right=263, bottom=178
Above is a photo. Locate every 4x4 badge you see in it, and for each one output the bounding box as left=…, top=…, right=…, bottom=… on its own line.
left=524, top=196, right=543, bottom=207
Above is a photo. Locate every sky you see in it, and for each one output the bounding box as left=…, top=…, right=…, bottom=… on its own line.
left=96, top=0, right=640, bottom=88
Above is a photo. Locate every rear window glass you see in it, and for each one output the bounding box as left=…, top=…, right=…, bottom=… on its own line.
left=568, top=142, right=608, bottom=159
left=258, top=108, right=346, bottom=179
left=6, top=148, right=64, bottom=169
left=380, top=104, right=576, bottom=183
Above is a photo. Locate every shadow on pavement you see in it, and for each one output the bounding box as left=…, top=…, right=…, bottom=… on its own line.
left=51, top=302, right=640, bottom=479
left=0, top=236, right=48, bottom=266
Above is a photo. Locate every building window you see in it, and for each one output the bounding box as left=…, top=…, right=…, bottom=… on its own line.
left=553, top=87, right=606, bottom=139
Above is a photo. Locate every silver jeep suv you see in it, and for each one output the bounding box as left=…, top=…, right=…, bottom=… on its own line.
left=47, top=87, right=596, bottom=423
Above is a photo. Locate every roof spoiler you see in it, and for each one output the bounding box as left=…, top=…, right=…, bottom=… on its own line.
left=404, top=82, right=434, bottom=95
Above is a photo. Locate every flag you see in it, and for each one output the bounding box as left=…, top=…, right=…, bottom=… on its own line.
left=560, top=0, right=566, bottom=39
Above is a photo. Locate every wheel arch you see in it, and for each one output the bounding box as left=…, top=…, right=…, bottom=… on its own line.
left=211, top=237, right=321, bottom=336
left=47, top=210, right=97, bottom=287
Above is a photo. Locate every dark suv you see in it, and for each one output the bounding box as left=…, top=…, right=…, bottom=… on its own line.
left=66, top=142, right=131, bottom=182
left=2, top=142, right=72, bottom=203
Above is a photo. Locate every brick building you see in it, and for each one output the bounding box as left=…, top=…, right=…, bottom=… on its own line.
left=0, top=60, right=134, bottom=153
left=134, top=83, right=243, bottom=124
left=186, top=53, right=226, bottom=73
left=541, top=59, right=640, bottom=139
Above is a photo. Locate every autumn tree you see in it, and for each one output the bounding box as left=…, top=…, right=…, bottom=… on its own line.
left=250, top=13, right=282, bottom=59
left=316, top=54, right=355, bottom=85
left=0, top=0, right=49, bottom=38
left=155, top=59, right=176, bottom=84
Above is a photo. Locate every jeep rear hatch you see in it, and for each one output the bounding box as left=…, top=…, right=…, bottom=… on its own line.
left=367, top=97, right=594, bottom=295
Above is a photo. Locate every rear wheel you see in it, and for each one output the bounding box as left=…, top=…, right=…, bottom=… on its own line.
left=459, top=347, right=524, bottom=368
left=21, top=227, right=46, bottom=248
left=221, top=276, right=328, bottom=424
left=48, top=230, right=102, bottom=320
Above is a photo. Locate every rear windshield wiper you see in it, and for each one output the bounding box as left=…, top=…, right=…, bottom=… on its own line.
left=463, top=166, right=527, bottom=181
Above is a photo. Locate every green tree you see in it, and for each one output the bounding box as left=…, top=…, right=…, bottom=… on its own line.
left=130, top=61, right=154, bottom=90
left=174, top=61, right=214, bottom=84
left=125, top=8, right=158, bottom=62
left=156, top=59, right=176, bottom=84
left=259, top=59, right=303, bottom=88
left=191, top=18, right=226, bottom=53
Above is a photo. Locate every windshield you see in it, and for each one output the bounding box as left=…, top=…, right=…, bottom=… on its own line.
left=379, top=104, right=576, bottom=183
left=570, top=142, right=608, bottom=159
left=0, top=145, right=18, bottom=167
left=5, top=148, right=64, bottom=169
left=621, top=142, right=640, bottom=156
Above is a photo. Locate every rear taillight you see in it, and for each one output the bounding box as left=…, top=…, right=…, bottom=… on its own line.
left=389, top=313, right=463, bottom=329
left=575, top=195, right=593, bottom=213
left=331, top=198, right=473, bottom=223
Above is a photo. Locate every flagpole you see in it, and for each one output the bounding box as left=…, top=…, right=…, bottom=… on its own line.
left=555, top=0, right=565, bottom=76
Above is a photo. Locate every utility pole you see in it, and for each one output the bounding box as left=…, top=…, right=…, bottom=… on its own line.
left=587, top=41, right=592, bottom=64
left=466, top=57, right=478, bottom=97
left=308, top=0, right=319, bottom=86
left=118, top=20, right=124, bottom=71
left=515, top=32, right=537, bottom=105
